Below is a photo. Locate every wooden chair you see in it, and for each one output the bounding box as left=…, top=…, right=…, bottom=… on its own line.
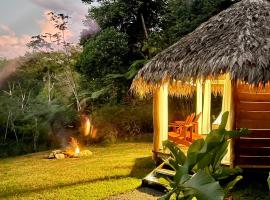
left=168, top=113, right=195, bottom=146
left=169, top=112, right=203, bottom=146
left=187, top=112, right=202, bottom=142
left=169, top=113, right=195, bottom=134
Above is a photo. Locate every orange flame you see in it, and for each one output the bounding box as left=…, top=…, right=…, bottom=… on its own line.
left=81, top=114, right=91, bottom=136
left=75, top=147, right=80, bottom=154
left=65, top=137, right=80, bottom=156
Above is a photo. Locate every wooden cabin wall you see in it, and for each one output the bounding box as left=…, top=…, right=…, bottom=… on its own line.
left=234, top=85, right=270, bottom=168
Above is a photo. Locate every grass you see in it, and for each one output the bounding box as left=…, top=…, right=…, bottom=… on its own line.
left=1, top=140, right=270, bottom=200
left=0, top=142, right=154, bottom=200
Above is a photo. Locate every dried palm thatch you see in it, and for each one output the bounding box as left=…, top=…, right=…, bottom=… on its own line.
left=132, top=0, right=270, bottom=96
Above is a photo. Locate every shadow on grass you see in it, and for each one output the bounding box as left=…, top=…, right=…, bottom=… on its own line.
left=0, top=175, right=130, bottom=198
left=130, top=156, right=155, bottom=179
left=136, top=187, right=164, bottom=197
left=1, top=156, right=154, bottom=199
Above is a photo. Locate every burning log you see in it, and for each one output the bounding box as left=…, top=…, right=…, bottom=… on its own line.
left=48, top=137, right=92, bottom=159
left=64, top=137, right=80, bottom=157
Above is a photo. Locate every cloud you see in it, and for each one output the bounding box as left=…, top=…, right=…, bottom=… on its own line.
left=0, top=0, right=91, bottom=58
left=31, top=0, right=88, bottom=43
left=31, top=0, right=87, bottom=15
left=0, top=24, right=30, bottom=58
left=0, top=24, right=14, bottom=35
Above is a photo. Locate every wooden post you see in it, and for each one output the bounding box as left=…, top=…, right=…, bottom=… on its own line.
left=196, top=80, right=203, bottom=135
left=153, top=84, right=168, bottom=160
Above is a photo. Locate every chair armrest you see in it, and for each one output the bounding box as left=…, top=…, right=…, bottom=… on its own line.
left=184, top=124, right=193, bottom=128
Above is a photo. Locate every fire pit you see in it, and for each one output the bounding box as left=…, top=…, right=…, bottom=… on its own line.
left=48, top=137, right=92, bottom=159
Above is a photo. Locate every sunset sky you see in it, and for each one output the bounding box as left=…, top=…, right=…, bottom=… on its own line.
left=0, top=0, right=90, bottom=58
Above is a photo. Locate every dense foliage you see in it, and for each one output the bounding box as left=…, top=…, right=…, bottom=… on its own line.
left=0, top=52, right=80, bottom=156
left=0, top=0, right=237, bottom=156
left=76, top=28, right=129, bottom=78
left=78, top=0, right=234, bottom=104
left=162, top=0, right=234, bottom=43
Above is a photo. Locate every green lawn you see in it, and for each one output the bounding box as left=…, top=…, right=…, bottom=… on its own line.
left=0, top=142, right=154, bottom=200
left=1, top=141, right=270, bottom=200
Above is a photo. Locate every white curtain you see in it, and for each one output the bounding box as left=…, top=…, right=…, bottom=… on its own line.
left=196, top=80, right=203, bottom=135
left=222, top=74, right=234, bottom=130
left=221, top=73, right=234, bottom=165
left=202, top=80, right=212, bottom=134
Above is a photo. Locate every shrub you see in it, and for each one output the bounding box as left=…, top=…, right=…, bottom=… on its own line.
left=92, top=103, right=153, bottom=143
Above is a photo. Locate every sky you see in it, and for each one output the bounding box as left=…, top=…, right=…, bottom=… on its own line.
left=0, top=0, right=91, bottom=58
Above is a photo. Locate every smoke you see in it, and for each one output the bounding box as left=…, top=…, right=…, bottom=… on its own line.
left=80, top=18, right=101, bottom=42
left=0, top=58, right=23, bottom=87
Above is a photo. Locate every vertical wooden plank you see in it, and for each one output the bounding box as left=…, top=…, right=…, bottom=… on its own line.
left=153, top=90, right=161, bottom=153
left=152, top=84, right=168, bottom=154
left=232, top=82, right=238, bottom=167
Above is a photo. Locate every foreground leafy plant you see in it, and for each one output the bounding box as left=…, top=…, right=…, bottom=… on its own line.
left=160, top=112, right=248, bottom=200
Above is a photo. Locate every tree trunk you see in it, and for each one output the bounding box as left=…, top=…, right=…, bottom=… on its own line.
left=140, top=13, right=148, bottom=39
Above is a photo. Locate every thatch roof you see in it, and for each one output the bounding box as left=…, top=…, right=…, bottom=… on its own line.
left=132, top=0, right=270, bottom=96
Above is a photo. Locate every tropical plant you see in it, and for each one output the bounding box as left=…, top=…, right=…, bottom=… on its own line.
left=160, top=112, right=248, bottom=200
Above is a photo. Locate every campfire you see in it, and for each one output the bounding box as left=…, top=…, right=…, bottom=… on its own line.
left=48, top=137, right=92, bottom=159
left=65, top=137, right=80, bottom=157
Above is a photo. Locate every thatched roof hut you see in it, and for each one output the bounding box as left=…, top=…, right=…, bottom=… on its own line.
left=132, top=0, right=270, bottom=96
left=132, top=0, right=270, bottom=168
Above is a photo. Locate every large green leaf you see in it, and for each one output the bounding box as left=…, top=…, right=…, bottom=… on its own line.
left=174, top=166, right=191, bottom=185
left=213, top=166, right=242, bottom=180
left=158, top=189, right=177, bottom=200
left=219, top=111, right=229, bottom=130
left=164, top=140, right=186, bottom=168
left=125, top=59, right=147, bottom=79
left=224, top=175, right=243, bottom=197
left=184, top=139, right=204, bottom=170
left=212, top=141, right=229, bottom=170
left=90, top=86, right=111, bottom=99
left=224, top=129, right=249, bottom=140
left=195, top=146, right=222, bottom=170
left=183, top=170, right=224, bottom=200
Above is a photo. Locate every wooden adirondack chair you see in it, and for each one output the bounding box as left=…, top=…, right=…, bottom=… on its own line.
left=169, top=113, right=194, bottom=133
left=169, top=112, right=203, bottom=146
left=168, top=113, right=195, bottom=146
left=186, top=112, right=202, bottom=142
left=169, top=113, right=195, bottom=134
